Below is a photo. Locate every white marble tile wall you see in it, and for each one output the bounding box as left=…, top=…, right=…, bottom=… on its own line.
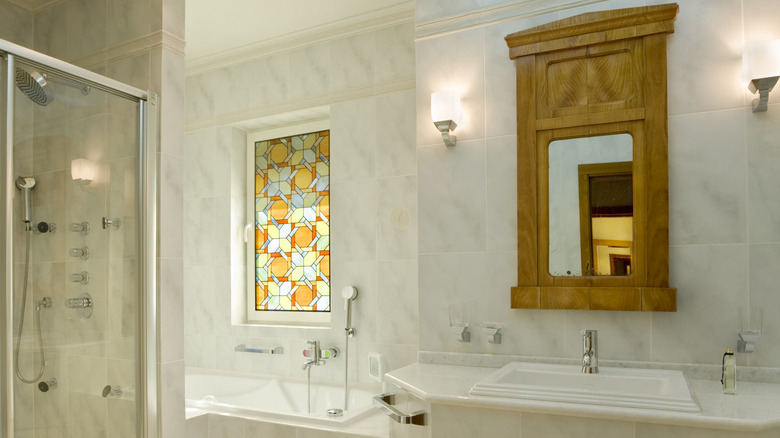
left=416, top=0, right=780, bottom=370
left=183, top=22, right=418, bottom=386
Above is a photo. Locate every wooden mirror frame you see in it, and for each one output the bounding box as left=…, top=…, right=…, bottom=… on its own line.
left=506, top=4, right=679, bottom=311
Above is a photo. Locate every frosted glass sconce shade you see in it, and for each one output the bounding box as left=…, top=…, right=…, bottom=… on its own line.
left=431, top=91, right=461, bottom=146
left=71, top=158, right=97, bottom=184
left=744, top=40, right=780, bottom=112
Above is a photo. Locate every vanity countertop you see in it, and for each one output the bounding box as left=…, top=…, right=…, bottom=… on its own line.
left=384, top=363, right=780, bottom=432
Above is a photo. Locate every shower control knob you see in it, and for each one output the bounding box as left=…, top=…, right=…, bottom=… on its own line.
left=70, top=271, right=89, bottom=285
left=69, top=221, right=90, bottom=235
left=102, top=217, right=121, bottom=229
left=102, top=385, right=122, bottom=398
left=69, top=246, right=90, bottom=260
left=37, top=378, right=57, bottom=393
left=34, top=222, right=56, bottom=234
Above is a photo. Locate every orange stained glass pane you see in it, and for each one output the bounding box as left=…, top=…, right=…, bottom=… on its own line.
left=319, top=135, right=329, bottom=156
left=269, top=256, right=290, bottom=278
left=293, top=285, right=315, bottom=307
left=255, top=174, right=265, bottom=194
left=293, top=225, right=315, bottom=248
left=269, top=199, right=289, bottom=221
left=294, top=167, right=314, bottom=190
left=270, top=142, right=288, bottom=164
left=320, top=255, right=329, bottom=278
left=318, top=195, right=329, bottom=217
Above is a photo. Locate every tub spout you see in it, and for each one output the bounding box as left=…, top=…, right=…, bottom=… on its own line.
left=582, top=329, right=599, bottom=374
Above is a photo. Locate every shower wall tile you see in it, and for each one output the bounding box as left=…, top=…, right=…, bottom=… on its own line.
left=288, top=42, right=331, bottom=100
left=377, top=175, right=418, bottom=260
left=666, top=0, right=744, bottom=115
left=184, top=128, right=219, bottom=199
left=159, top=152, right=184, bottom=259
left=485, top=135, right=517, bottom=252
left=377, top=260, right=418, bottom=345
left=748, top=244, right=780, bottom=368
left=160, top=360, right=186, bottom=438
left=653, top=244, right=747, bottom=364
left=330, top=181, right=377, bottom=262
left=0, top=1, right=33, bottom=47
left=746, top=105, right=780, bottom=244
left=418, top=140, right=487, bottom=254
left=183, top=264, right=215, bottom=336
left=330, top=97, right=377, bottom=182
left=330, top=32, right=376, bottom=92
left=376, top=89, right=417, bottom=178
left=106, top=52, right=151, bottom=92
left=33, top=2, right=69, bottom=60
left=66, top=0, right=107, bottom=61
left=376, top=22, right=415, bottom=83
left=668, top=110, right=747, bottom=245
left=160, top=258, right=184, bottom=363
left=249, top=53, right=290, bottom=107
left=106, top=0, right=151, bottom=47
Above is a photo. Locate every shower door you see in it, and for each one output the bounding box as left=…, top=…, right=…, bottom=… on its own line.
left=1, top=43, right=155, bottom=438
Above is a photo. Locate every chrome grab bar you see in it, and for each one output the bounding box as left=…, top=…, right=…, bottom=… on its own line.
left=234, top=344, right=284, bottom=355
left=372, top=393, right=428, bottom=426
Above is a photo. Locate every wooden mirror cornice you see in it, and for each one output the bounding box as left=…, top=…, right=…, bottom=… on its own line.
left=506, top=4, right=679, bottom=311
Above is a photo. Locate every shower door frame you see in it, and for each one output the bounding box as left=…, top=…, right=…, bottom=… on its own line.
left=0, top=39, right=159, bottom=438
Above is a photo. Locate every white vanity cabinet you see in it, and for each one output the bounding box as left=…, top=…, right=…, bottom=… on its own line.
left=384, top=363, right=780, bottom=438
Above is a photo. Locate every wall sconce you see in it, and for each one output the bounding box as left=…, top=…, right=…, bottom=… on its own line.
left=744, top=40, right=780, bottom=112
left=71, top=158, right=97, bottom=185
left=431, top=91, right=461, bottom=146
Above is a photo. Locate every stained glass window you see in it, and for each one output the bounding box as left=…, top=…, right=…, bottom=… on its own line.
left=254, top=130, right=330, bottom=313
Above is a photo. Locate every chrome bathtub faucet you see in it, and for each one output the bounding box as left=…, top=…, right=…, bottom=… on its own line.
left=582, top=329, right=599, bottom=374
left=301, top=340, right=338, bottom=370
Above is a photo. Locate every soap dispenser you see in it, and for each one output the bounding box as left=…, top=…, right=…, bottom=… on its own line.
left=721, top=349, right=736, bottom=394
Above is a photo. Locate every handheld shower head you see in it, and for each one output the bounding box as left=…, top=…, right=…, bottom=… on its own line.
left=342, top=286, right=358, bottom=337
left=15, top=176, right=36, bottom=223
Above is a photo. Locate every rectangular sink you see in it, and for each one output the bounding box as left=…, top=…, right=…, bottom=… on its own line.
left=469, top=362, right=700, bottom=413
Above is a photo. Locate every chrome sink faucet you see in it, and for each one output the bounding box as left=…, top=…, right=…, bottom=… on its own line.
left=582, top=330, right=599, bottom=374
left=302, top=340, right=339, bottom=371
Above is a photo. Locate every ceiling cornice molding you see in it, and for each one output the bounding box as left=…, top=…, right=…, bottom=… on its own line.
left=71, top=30, right=185, bottom=71
left=415, top=0, right=608, bottom=41
left=5, top=0, right=64, bottom=13
left=185, top=1, right=414, bottom=75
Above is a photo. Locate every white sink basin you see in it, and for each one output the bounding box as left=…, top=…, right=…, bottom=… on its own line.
left=469, top=362, right=700, bottom=413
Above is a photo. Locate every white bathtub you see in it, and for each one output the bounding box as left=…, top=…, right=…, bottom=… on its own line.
left=185, top=368, right=381, bottom=427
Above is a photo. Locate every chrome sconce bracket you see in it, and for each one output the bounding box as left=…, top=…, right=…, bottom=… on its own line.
left=748, top=76, right=779, bottom=112
left=434, top=120, right=457, bottom=147
left=480, top=323, right=503, bottom=344
left=450, top=325, right=470, bottom=342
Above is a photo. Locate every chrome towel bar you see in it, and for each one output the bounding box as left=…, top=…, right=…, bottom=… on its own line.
left=234, top=344, right=284, bottom=355
left=372, top=393, right=428, bottom=426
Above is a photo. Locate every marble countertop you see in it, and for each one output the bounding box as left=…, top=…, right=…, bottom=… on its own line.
left=384, top=363, right=780, bottom=432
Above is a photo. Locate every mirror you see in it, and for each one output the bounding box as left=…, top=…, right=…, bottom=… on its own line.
left=505, top=4, right=679, bottom=311
left=548, top=134, right=633, bottom=277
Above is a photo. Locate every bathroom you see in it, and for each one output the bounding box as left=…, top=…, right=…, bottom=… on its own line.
left=1, top=0, right=780, bottom=436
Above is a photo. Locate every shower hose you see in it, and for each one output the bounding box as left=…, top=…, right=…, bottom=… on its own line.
left=14, top=226, right=47, bottom=383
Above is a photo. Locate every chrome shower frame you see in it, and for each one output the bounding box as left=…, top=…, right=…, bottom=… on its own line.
left=0, top=38, right=159, bottom=438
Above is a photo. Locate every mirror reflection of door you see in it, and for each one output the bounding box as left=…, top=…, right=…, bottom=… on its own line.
left=547, top=133, right=633, bottom=277
left=578, top=162, right=633, bottom=276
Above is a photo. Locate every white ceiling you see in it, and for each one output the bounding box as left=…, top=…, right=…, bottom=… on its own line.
left=185, top=0, right=411, bottom=61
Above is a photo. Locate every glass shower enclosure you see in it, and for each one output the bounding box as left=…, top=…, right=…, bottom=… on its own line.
left=0, top=39, right=157, bottom=438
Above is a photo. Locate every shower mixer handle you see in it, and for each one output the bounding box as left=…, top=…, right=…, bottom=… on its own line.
left=102, top=217, right=121, bottom=229
left=70, top=271, right=89, bottom=285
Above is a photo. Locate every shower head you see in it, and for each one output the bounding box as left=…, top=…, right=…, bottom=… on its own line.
left=15, top=68, right=54, bottom=106
left=15, top=176, right=36, bottom=223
